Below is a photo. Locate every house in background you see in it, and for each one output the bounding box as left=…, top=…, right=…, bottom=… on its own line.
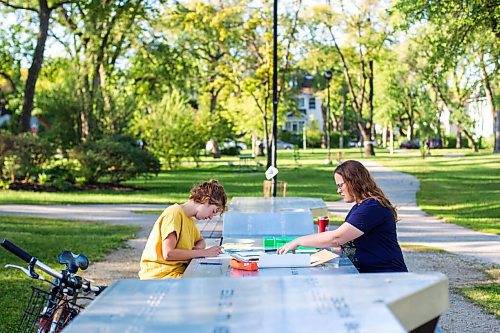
left=284, top=75, right=325, bottom=133
left=440, top=93, right=494, bottom=139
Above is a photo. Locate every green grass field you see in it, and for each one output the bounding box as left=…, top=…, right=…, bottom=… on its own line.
left=460, top=268, right=500, bottom=318
left=376, top=150, right=500, bottom=234
left=0, top=215, right=138, bottom=332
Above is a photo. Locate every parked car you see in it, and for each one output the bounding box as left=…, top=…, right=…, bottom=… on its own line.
left=427, top=138, right=443, bottom=149
left=399, top=139, right=420, bottom=149
left=276, top=139, right=294, bottom=150
left=355, top=140, right=377, bottom=148
left=205, top=139, right=247, bottom=152
left=222, top=139, right=247, bottom=150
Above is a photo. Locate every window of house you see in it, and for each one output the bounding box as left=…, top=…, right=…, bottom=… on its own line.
left=309, top=97, right=316, bottom=109
left=292, top=123, right=298, bottom=132
left=298, top=98, right=305, bottom=108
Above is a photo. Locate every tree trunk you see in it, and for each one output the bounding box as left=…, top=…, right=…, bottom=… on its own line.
left=209, top=89, right=221, bottom=158
left=462, top=128, right=478, bottom=152
left=19, top=0, right=51, bottom=133
left=456, top=127, right=462, bottom=149
left=478, top=50, right=499, bottom=153
left=368, top=60, right=375, bottom=141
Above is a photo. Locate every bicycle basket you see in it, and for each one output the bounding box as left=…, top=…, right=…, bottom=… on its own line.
left=16, top=286, right=82, bottom=333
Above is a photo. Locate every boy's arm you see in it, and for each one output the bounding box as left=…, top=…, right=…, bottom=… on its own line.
left=162, top=232, right=221, bottom=260
left=193, top=237, right=206, bottom=250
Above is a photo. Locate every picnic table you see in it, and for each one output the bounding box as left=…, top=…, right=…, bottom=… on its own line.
left=63, top=196, right=448, bottom=333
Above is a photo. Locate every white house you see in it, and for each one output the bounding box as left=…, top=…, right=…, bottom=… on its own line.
left=441, top=93, right=494, bottom=139
left=284, top=85, right=325, bottom=133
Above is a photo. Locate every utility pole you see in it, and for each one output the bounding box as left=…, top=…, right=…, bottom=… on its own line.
left=271, top=0, right=278, bottom=197
left=339, top=82, right=347, bottom=149
left=324, top=69, right=333, bottom=164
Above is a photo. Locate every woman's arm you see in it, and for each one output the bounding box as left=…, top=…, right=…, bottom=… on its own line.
left=277, top=222, right=363, bottom=254
left=162, top=232, right=222, bottom=260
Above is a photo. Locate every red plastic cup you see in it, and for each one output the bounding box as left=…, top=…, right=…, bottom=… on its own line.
left=318, top=216, right=329, bottom=233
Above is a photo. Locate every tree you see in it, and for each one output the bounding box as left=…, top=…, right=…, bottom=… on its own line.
left=55, top=0, right=150, bottom=140
left=234, top=1, right=302, bottom=166
left=0, top=0, right=73, bottom=134
left=396, top=0, right=499, bottom=153
left=131, top=89, right=205, bottom=169
left=163, top=1, right=247, bottom=158
left=308, top=0, right=393, bottom=156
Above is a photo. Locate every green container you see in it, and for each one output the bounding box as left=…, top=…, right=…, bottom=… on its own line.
left=263, top=236, right=316, bottom=251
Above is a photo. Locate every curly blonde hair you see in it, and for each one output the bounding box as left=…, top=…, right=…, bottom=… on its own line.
left=189, top=179, right=227, bottom=212
left=334, top=160, right=398, bottom=220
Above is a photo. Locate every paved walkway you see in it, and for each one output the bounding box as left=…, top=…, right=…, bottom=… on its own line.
left=326, top=160, right=500, bottom=265
left=0, top=203, right=223, bottom=239
left=1, top=160, right=498, bottom=264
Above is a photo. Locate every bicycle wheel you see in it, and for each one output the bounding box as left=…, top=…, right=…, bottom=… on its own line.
left=37, top=298, right=80, bottom=333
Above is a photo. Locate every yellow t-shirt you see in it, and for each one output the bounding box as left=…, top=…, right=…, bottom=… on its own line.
left=139, top=204, right=202, bottom=279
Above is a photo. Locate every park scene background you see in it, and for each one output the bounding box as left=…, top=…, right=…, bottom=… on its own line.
left=0, top=0, right=498, bottom=331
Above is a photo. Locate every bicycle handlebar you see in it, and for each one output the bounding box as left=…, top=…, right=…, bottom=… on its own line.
left=1, top=238, right=33, bottom=263
left=1, top=238, right=104, bottom=294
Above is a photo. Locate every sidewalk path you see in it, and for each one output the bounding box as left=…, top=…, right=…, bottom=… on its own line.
left=326, top=160, right=500, bottom=265
left=0, top=203, right=222, bottom=239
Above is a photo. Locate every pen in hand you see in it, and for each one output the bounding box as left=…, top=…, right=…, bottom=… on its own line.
left=219, top=237, right=223, bottom=246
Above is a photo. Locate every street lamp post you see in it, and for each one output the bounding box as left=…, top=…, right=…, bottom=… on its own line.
left=339, top=82, right=347, bottom=149
left=324, top=69, right=333, bottom=165
left=271, top=0, right=278, bottom=196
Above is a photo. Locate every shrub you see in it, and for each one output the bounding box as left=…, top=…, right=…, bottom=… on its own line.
left=0, top=131, right=14, bottom=179
left=73, top=135, right=160, bottom=184
left=445, top=135, right=470, bottom=148
left=0, top=132, right=54, bottom=182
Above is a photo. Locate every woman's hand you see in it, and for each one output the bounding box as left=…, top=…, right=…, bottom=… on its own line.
left=276, top=241, right=298, bottom=255
left=203, top=245, right=224, bottom=257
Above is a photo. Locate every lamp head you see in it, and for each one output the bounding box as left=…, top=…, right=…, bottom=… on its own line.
left=324, top=69, right=333, bottom=81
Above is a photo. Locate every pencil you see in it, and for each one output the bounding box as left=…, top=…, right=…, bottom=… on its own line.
left=219, top=237, right=223, bottom=246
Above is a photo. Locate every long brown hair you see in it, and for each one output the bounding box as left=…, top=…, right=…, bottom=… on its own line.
left=189, top=179, right=227, bottom=212
left=334, top=160, right=398, bottom=220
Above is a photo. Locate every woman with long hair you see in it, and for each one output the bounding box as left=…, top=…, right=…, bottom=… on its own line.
left=278, top=160, right=407, bottom=273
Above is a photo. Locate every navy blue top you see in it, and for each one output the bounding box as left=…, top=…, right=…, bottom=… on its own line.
left=341, top=198, right=408, bottom=273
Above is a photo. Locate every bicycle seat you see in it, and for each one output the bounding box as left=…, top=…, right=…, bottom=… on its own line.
left=58, top=251, right=89, bottom=273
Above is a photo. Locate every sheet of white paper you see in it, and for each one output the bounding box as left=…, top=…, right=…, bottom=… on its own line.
left=258, top=253, right=310, bottom=268
left=265, top=166, right=279, bottom=180
left=204, top=254, right=233, bottom=260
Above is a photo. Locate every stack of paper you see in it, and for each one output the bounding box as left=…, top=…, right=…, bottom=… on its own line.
left=310, top=249, right=339, bottom=266
left=258, top=253, right=311, bottom=268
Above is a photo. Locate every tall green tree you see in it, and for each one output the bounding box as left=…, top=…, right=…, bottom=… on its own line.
left=396, top=0, right=499, bottom=153
left=0, top=0, right=73, bottom=134
left=308, top=0, right=394, bottom=156
left=56, top=0, right=150, bottom=140
left=163, top=1, right=247, bottom=158
left=234, top=0, right=302, bottom=165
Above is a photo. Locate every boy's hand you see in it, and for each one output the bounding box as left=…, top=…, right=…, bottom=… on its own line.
left=203, top=245, right=223, bottom=257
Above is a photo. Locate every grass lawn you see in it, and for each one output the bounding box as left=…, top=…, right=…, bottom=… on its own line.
left=375, top=150, right=500, bottom=235
left=0, top=215, right=139, bottom=332
left=460, top=268, right=500, bottom=318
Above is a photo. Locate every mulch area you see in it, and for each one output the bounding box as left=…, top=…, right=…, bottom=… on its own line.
left=8, top=181, right=144, bottom=192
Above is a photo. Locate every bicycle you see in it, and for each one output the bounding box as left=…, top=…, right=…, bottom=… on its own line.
left=1, top=239, right=106, bottom=333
